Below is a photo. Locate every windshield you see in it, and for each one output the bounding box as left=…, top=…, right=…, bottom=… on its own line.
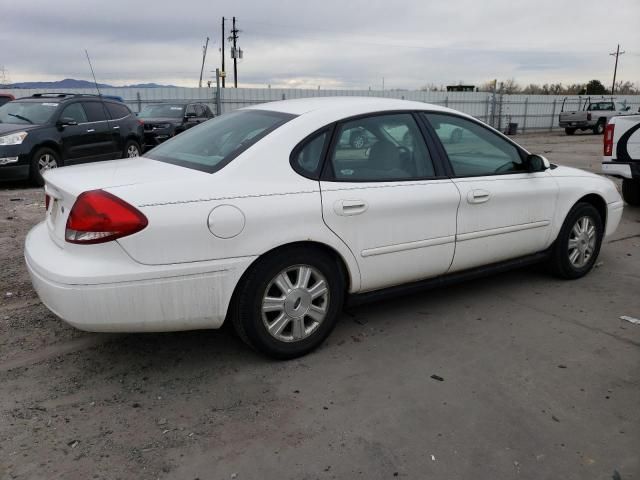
left=138, top=104, right=185, bottom=119
left=0, top=101, right=59, bottom=124
left=145, top=109, right=296, bottom=173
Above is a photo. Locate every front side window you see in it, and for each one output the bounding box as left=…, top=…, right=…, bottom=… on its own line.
left=329, top=113, right=435, bottom=181
left=146, top=109, right=296, bottom=173
left=61, top=103, right=88, bottom=124
left=423, top=113, right=524, bottom=177
left=185, top=105, right=197, bottom=117
left=0, top=101, right=60, bottom=125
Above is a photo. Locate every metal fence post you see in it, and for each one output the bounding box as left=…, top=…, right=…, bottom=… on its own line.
left=444, top=96, right=449, bottom=108
left=490, top=90, right=497, bottom=128
left=215, top=69, right=222, bottom=115
left=484, top=95, right=490, bottom=124
left=522, top=97, right=528, bottom=134
left=282, top=93, right=286, bottom=100
left=550, top=99, right=557, bottom=132
left=136, top=92, right=141, bottom=113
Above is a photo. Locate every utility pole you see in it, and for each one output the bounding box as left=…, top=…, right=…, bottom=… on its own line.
left=198, top=36, right=209, bottom=88
left=609, top=44, right=625, bottom=95
left=229, top=17, right=240, bottom=88
left=221, top=17, right=226, bottom=88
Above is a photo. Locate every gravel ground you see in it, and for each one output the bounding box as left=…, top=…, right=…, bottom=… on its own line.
left=0, top=131, right=638, bottom=480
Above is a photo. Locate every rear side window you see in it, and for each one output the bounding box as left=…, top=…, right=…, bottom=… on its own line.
left=82, top=102, right=109, bottom=122
left=60, top=103, right=88, bottom=123
left=106, top=102, right=131, bottom=119
left=291, top=130, right=329, bottom=178
left=146, top=109, right=296, bottom=173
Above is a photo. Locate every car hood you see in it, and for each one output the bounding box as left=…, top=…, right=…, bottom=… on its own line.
left=547, top=165, right=600, bottom=178
left=139, top=117, right=182, bottom=124
left=0, top=123, right=40, bottom=135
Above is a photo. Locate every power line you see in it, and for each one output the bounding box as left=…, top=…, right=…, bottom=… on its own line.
left=609, top=44, right=625, bottom=95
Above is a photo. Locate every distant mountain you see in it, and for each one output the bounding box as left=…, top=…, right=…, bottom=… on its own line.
left=7, top=78, right=176, bottom=89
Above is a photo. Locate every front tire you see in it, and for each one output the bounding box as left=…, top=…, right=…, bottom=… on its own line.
left=549, top=202, right=603, bottom=279
left=30, top=147, right=61, bottom=187
left=231, top=247, right=345, bottom=359
left=565, top=127, right=576, bottom=136
left=622, top=179, right=640, bottom=206
left=123, top=140, right=141, bottom=158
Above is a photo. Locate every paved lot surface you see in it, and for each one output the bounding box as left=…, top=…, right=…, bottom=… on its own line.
left=0, top=131, right=638, bottom=480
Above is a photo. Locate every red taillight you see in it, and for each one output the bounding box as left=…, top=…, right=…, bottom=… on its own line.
left=65, top=189, right=148, bottom=244
left=45, top=193, right=50, bottom=210
left=587, top=112, right=592, bottom=121
left=604, top=123, right=615, bottom=156
left=137, top=119, right=144, bottom=126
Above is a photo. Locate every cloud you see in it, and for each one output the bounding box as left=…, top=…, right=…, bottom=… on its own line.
left=2, top=0, right=639, bottom=88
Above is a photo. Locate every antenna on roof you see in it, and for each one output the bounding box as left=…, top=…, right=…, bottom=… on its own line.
left=85, top=49, right=102, bottom=97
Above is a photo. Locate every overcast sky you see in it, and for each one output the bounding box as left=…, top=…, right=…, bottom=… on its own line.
left=2, top=0, right=639, bottom=89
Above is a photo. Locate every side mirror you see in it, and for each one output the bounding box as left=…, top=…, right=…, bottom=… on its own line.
left=527, top=154, right=550, bottom=172
left=625, top=106, right=631, bottom=111
left=57, top=117, right=78, bottom=127
left=185, top=112, right=196, bottom=120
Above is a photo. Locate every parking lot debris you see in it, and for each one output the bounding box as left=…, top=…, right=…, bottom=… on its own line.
left=620, top=316, right=640, bottom=325
left=612, top=469, right=622, bottom=480
left=67, top=440, right=79, bottom=449
left=430, top=375, right=444, bottom=382
left=552, top=415, right=560, bottom=422
left=431, top=454, right=436, bottom=461
left=595, top=262, right=604, bottom=268
left=558, top=364, right=567, bottom=369
left=9, top=198, right=23, bottom=202
left=157, top=417, right=168, bottom=426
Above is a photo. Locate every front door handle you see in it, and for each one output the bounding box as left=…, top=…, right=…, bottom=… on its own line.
left=467, top=189, right=491, bottom=204
left=86, top=128, right=95, bottom=133
left=334, top=200, right=368, bottom=216
left=113, top=126, right=120, bottom=130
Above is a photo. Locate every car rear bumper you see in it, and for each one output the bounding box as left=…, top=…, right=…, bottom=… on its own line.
left=602, top=161, right=639, bottom=180
left=25, top=222, right=255, bottom=332
left=559, top=121, right=590, bottom=128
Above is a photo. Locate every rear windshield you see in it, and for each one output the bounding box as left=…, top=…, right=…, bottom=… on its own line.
left=138, top=104, right=185, bottom=118
left=145, top=109, right=296, bottom=173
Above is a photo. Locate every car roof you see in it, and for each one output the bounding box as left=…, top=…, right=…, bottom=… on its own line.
left=245, top=96, right=459, bottom=117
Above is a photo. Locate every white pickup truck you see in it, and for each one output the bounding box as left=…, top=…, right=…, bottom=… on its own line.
left=559, top=99, right=632, bottom=135
left=602, top=114, right=640, bottom=205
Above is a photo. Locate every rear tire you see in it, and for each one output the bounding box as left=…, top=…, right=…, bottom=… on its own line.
left=622, top=179, right=640, bottom=206
left=231, top=247, right=345, bottom=359
left=30, top=147, right=61, bottom=187
left=549, top=202, right=603, bottom=279
left=565, top=128, right=576, bottom=136
left=593, top=120, right=605, bottom=135
left=122, top=140, right=141, bottom=158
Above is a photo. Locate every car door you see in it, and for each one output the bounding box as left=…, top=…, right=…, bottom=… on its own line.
left=422, top=112, right=558, bottom=272
left=105, top=101, right=134, bottom=157
left=78, top=101, right=117, bottom=161
left=184, top=104, right=199, bottom=130
left=319, top=112, right=461, bottom=292
left=57, top=102, right=92, bottom=163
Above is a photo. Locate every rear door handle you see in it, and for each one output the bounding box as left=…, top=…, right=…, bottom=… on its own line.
left=113, top=126, right=120, bottom=130
left=334, top=200, right=368, bottom=216
left=86, top=129, right=95, bottom=133
left=467, top=189, right=491, bottom=204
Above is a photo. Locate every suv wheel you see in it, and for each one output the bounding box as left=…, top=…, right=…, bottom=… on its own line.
left=231, top=247, right=345, bottom=359
left=30, top=147, right=60, bottom=187
left=622, top=179, right=640, bottom=206
left=123, top=140, right=141, bottom=158
left=549, top=202, right=603, bottom=279
left=593, top=120, right=605, bottom=135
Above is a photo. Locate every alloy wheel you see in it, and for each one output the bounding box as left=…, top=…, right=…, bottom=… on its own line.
left=127, top=145, right=140, bottom=157
left=38, top=154, right=58, bottom=172
left=261, top=264, right=330, bottom=343
left=567, top=216, right=596, bottom=268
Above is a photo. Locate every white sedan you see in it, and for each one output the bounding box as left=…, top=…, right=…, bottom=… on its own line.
left=25, top=98, right=624, bottom=358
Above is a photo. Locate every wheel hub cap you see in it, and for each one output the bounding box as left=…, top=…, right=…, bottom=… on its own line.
left=261, top=265, right=330, bottom=343
left=568, top=216, right=596, bottom=268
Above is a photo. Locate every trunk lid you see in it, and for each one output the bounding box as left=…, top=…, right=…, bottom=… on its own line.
left=43, top=157, right=205, bottom=247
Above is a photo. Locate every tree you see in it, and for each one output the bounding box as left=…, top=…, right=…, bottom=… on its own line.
left=502, top=78, right=521, bottom=94
left=615, top=81, right=639, bottom=95
left=585, top=79, right=607, bottom=95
